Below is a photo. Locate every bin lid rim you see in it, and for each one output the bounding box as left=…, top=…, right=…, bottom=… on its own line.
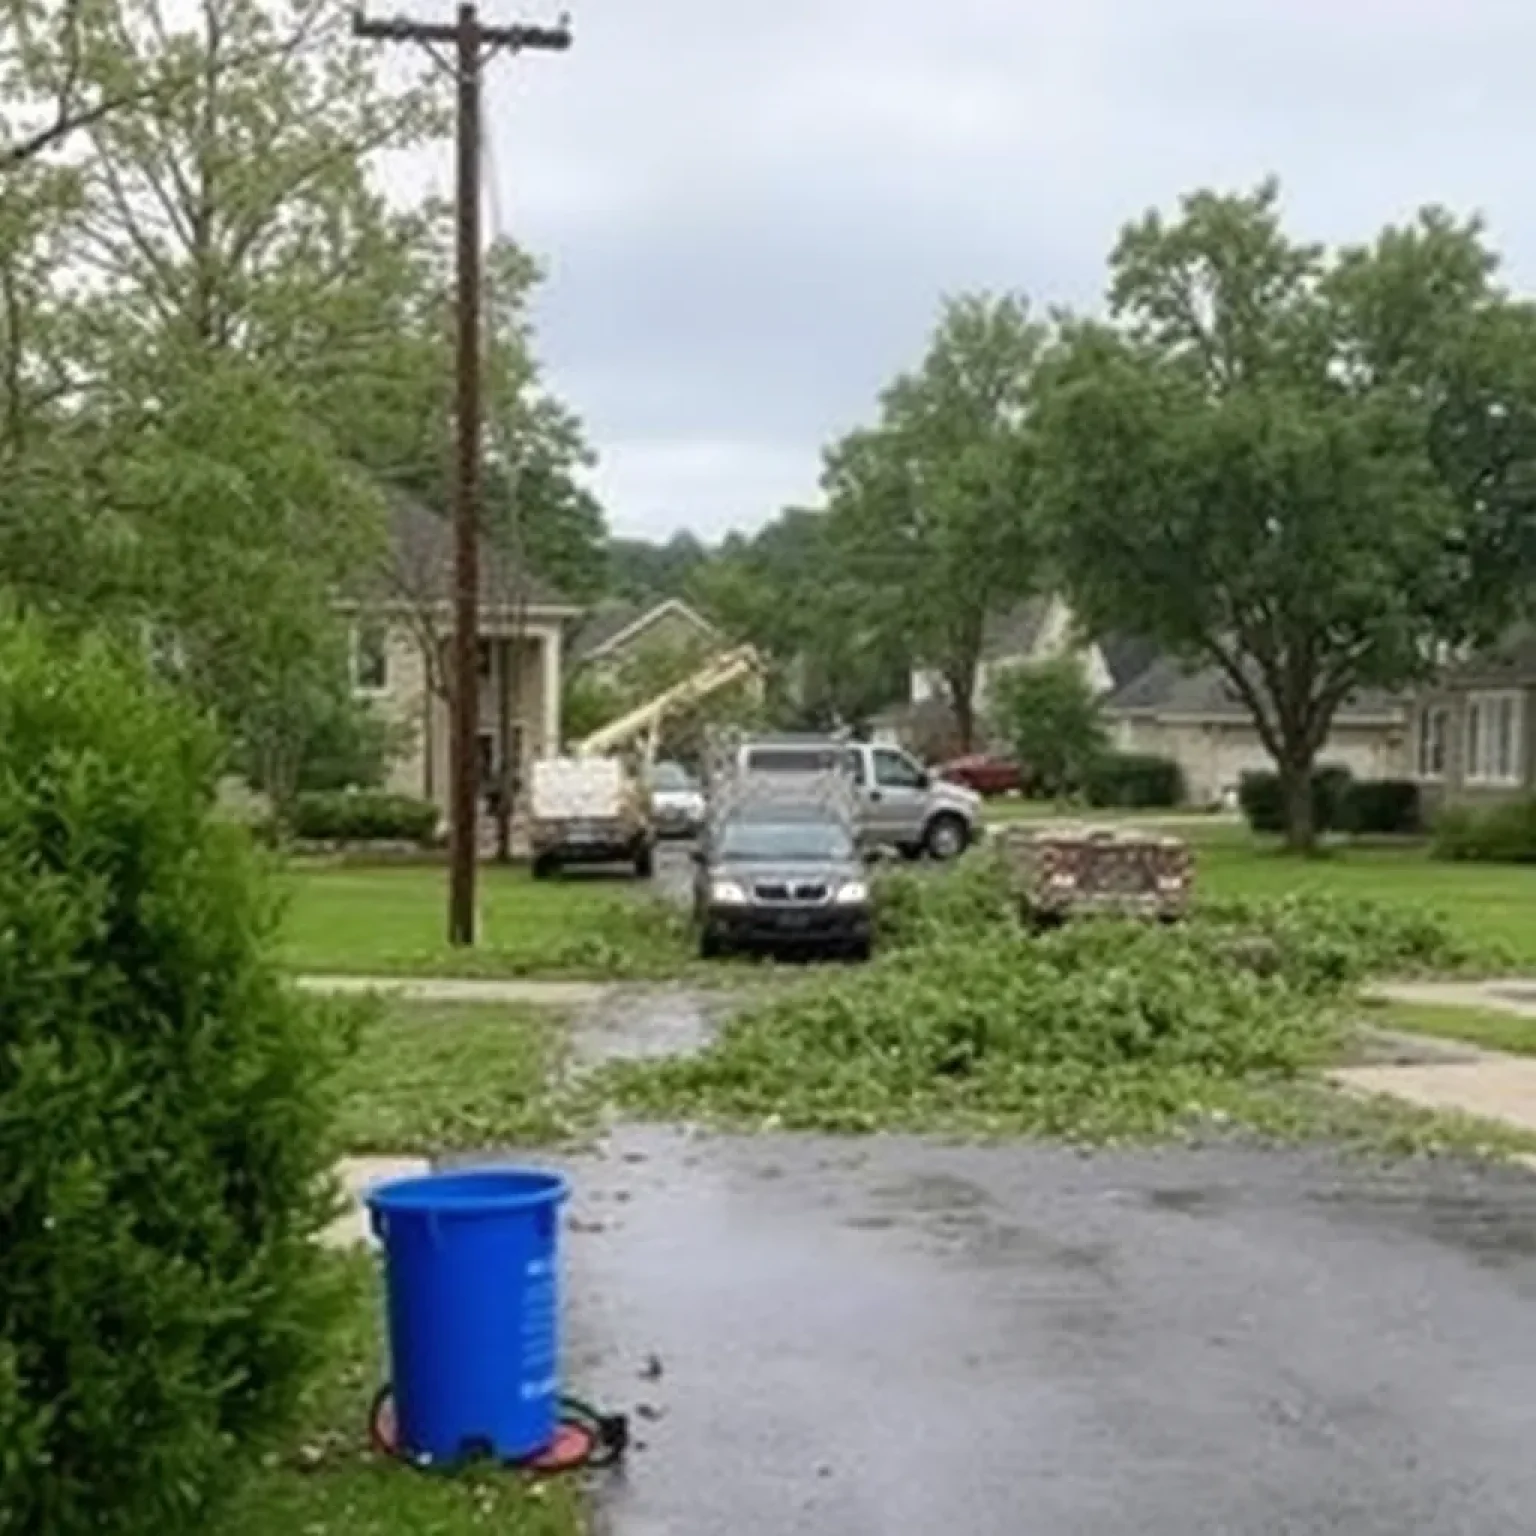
left=365, top=1164, right=569, bottom=1215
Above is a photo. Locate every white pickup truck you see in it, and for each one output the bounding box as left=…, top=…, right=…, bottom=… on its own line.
left=528, top=757, right=655, bottom=879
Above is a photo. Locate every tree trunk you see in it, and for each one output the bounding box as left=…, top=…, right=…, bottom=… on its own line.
left=1277, top=754, right=1316, bottom=854
left=945, top=673, right=977, bottom=754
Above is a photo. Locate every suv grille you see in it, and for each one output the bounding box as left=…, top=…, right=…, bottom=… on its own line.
left=753, top=881, right=830, bottom=903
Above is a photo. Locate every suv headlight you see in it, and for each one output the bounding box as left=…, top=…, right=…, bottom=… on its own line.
left=833, top=880, right=868, bottom=905
left=710, top=879, right=747, bottom=904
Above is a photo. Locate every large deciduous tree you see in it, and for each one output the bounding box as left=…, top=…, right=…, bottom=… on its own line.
left=1, top=0, right=608, bottom=795
left=823, top=292, right=1049, bottom=750
left=1035, top=181, right=1536, bottom=848
left=691, top=507, right=906, bottom=729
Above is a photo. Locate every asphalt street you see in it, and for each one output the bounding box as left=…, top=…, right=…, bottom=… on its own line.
left=559, top=1125, right=1536, bottom=1536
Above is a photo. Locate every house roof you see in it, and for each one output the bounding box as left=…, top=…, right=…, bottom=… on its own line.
left=1105, top=657, right=1407, bottom=721
left=980, top=598, right=1050, bottom=662
left=373, top=490, right=576, bottom=613
left=571, top=596, right=718, bottom=663
left=1095, top=633, right=1162, bottom=692
left=1433, top=624, right=1536, bottom=688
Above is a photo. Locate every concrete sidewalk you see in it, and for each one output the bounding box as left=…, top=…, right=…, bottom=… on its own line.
left=296, top=974, right=611, bottom=1007
left=1366, top=979, right=1536, bottom=1018
left=1339, top=980, right=1536, bottom=1138
left=1331, top=1058, right=1536, bottom=1137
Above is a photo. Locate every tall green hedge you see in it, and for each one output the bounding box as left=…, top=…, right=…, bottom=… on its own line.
left=288, top=788, right=439, bottom=844
left=1240, top=766, right=1421, bottom=837
left=0, top=619, right=342, bottom=1535
left=1238, top=765, right=1353, bottom=834
left=1084, top=752, right=1186, bottom=808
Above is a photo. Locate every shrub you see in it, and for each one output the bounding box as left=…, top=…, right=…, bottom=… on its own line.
left=0, top=620, right=343, bottom=1535
left=602, top=918, right=1340, bottom=1138
left=1084, top=752, right=1186, bottom=808
left=1338, top=778, right=1422, bottom=836
left=288, top=789, right=439, bottom=845
left=1237, top=764, right=1352, bottom=834
left=988, top=656, right=1107, bottom=797
left=607, top=861, right=1495, bottom=1139
left=1432, top=797, right=1536, bottom=864
left=872, top=850, right=1019, bottom=952
left=1193, top=890, right=1496, bottom=988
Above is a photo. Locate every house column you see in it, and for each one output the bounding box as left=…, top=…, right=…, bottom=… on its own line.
left=542, top=631, right=561, bottom=754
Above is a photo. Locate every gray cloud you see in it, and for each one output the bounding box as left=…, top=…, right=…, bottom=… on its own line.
left=462, top=0, right=1536, bottom=538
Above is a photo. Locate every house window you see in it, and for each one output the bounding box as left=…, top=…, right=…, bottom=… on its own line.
left=1465, top=690, right=1524, bottom=787
left=477, top=639, right=494, bottom=680
left=1415, top=705, right=1448, bottom=781
left=352, top=622, right=389, bottom=693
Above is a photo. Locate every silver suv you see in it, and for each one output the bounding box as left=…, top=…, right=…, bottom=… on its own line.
left=724, top=735, right=982, bottom=860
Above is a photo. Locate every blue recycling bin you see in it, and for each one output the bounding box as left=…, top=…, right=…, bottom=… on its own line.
left=367, top=1165, right=568, bottom=1464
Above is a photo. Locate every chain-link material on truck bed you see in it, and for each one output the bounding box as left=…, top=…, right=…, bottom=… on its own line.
left=705, top=765, right=861, bottom=831
left=996, top=822, right=1194, bottom=921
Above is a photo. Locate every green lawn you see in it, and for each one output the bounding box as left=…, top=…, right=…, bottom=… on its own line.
left=278, top=837, right=1536, bottom=981
left=983, top=798, right=1232, bottom=824
left=1361, top=997, right=1536, bottom=1056
left=334, top=1002, right=580, bottom=1155
left=225, top=1254, right=583, bottom=1536
left=222, top=1004, right=586, bottom=1531
left=1191, top=835, right=1536, bottom=969
left=282, top=861, right=691, bottom=980
left=979, top=817, right=1535, bottom=969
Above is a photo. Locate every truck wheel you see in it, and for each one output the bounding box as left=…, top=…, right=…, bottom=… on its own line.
left=845, top=937, right=872, bottom=964
left=634, top=844, right=655, bottom=879
left=532, top=853, right=557, bottom=880
left=699, top=928, right=725, bottom=960
left=924, top=813, right=969, bottom=862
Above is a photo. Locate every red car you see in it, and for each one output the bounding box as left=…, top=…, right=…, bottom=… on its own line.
left=938, top=753, right=1024, bottom=797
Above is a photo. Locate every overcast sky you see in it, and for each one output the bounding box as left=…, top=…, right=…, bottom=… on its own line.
left=446, top=0, right=1536, bottom=542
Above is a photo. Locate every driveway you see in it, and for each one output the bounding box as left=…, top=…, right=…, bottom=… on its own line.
left=565, top=1127, right=1536, bottom=1535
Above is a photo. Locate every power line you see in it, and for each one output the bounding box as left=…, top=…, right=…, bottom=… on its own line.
left=352, top=3, right=571, bottom=947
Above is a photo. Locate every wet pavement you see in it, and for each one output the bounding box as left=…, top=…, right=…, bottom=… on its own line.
left=569, top=986, right=724, bottom=1067
left=558, top=1126, right=1536, bottom=1536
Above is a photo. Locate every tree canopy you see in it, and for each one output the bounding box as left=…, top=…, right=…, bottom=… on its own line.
left=820, top=292, right=1051, bottom=748
left=0, top=0, right=608, bottom=795
left=1034, top=180, right=1536, bottom=845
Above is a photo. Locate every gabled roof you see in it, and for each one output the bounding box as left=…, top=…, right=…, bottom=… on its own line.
left=571, top=596, right=718, bottom=663
left=1095, top=633, right=1161, bottom=692
left=370, top=489, right=576, bottom=613
left=979, top=598, right=1050, bottom=662
left=1105, top=657, right=1407, bottom=721
left=1432, top=624, right=1536, bottom=689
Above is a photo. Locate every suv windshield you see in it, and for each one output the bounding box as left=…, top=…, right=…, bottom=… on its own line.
left=716, top=818, right=854, bottom=862
left=649, top=762, right=695, bottom=792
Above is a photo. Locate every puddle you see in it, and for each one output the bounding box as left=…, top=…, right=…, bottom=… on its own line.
left=569, top=987, right=725, bottom=1067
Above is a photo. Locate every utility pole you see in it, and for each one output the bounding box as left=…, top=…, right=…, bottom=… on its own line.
left=353, top=4, right=570, bottom=945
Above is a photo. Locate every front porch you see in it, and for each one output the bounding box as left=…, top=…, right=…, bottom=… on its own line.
left=422, top=630, right=562, bottom=813
left=371, top=617, right=566, bottom=821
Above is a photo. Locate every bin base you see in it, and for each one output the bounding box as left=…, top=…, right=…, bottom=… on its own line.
left=369, top=1385, right=627, bottom=1475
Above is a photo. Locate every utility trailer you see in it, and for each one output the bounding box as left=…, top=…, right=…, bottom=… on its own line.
left=528, top=756, right=654, bottom=879
left=996, top=822, right=1194, bottom=922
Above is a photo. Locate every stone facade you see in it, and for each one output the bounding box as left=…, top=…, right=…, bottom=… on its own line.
left=1410, top=652, right=1535, bottom=814
left=1112, top=714, right=1409, bottom=807
left=349, top=612, right=568, bottom=816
